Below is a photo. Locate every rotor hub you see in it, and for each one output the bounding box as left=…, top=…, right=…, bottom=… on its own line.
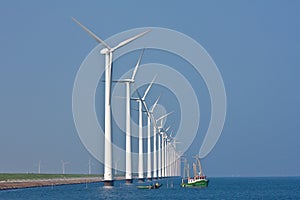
left=100, top=48, right=109, bottom=54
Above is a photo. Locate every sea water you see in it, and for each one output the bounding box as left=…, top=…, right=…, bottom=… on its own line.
left=1, top=177, right=300, bottom=200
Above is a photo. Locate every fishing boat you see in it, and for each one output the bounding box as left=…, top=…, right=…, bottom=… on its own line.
left=181, top=156, right=209, bottom=188
left=136, top=182, right=162, bottom=189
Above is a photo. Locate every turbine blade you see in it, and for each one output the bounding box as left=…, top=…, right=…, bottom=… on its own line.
left=150, top=113, right=158, bottom=131
left=109, top=52, right=113, bottom=105
left=131, top=48, right=145, bottom=81
left=165, top=126, right=171, bottom=132
left=111, top=30, right=151, bottom=52
left=150, top=94, right=161, bottom=112
left=72, top=17, right=111, bottom=49
left=112, top=79, right=131, bottom=83
left=142, top=75, right=157, bottom=100
left=156, top=111, right=174, bottom=123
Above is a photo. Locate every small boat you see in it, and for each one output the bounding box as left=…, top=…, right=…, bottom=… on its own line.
left=181, top=176, right=209, bottom=188
left=137, top=183, right=162, bottom=189
left=181, top=156, right=209, bottom=188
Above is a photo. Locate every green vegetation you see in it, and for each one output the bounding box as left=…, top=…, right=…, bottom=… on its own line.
left=0, top=173, right=103, bottom=181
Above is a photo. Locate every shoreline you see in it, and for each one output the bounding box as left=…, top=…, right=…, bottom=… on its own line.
left=0, top=177, right=104, bottom=190
left=0, top=176, right=130, bottom=191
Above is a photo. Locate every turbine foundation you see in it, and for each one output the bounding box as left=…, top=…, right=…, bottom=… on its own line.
left=103, top=180, right=114, bottom=187
left=125, top=179, right=133, bottom=184
left=138, top=178, right=144, bottom=183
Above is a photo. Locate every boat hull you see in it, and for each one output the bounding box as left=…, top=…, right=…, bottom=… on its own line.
left=137, top=183, right=162, bottom=189
left=181, top=179, right=209, bottom=188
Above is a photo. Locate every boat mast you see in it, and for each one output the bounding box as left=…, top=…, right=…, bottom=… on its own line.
left=193, top=163, right=197, bottom=178
left=187, top=163, right=190, bottom=179
left=182, top=158, right=186, bottom=179
left=194, top=155, right=203, bottom=176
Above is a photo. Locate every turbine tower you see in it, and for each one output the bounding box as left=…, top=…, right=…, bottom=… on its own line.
left=134, top=76, right=156, bottom=182
left=169, top=133, right=180, bottom=177
left=148, top=96, right=160, bottom=179
left=88, top=158, right=92, bottom=175
left=113, top=49, right=144, bottom=184
left=157, top=129, right=162, bottom=178
left=164, top=126, right=171, bottom=177
left=61, top=160, right=70, bottom=174
left=38, top=160, right=41, bottom=174
left=162, top=127, right=170, bottom=177
left=72, top=18, right=150, bottom=186
left=166, top=134, right=172, bottom=177
left=145, top=96, right=160, bottom=181
left=156, top=112, right=173, bottom=178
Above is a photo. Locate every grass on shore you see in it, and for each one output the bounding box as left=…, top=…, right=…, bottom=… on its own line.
left=0, top=173, right=103, bottom=181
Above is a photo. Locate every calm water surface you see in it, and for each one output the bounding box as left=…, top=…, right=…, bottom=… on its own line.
left=1, top=177, right=300, bottom=200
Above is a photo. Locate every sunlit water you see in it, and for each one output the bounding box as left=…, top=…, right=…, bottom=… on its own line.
left=1, top=177, right=300, bottom=200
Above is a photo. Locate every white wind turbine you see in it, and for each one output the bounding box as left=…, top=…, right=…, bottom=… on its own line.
left=72, top=18, right=150, bottom=186
left=88, top=158, right=95, bottom=175
left=144, top=95, right=160, bottom=181
left=61, top=160, right=70, bottom=175
left=156, top=112, right=173, bottom=178
left=113, top=49, right=144, bottom=184
left=162, top=126, right=170, bottom=177
left=147, top=96, right=161, bottom=180
left=37, top=160, right=41, bottom=174
left=169, top=132, right=181, bottom=177
left=166, top=131, right=175, bottom=177
left=134, top=76, right=156, bottom=182
left=165, top=130, right=173, bottom=177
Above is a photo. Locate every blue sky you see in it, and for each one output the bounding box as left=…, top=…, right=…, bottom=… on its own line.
left=0, top=0, right=299, bottom=176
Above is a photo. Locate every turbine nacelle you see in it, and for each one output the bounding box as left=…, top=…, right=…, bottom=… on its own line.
left=100, top=48, right=110, bottom=54
left=112, top=79, right=134, bottom=83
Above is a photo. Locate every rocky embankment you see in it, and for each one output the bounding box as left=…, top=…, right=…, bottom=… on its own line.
left=0, top=177, right=103, bottom=190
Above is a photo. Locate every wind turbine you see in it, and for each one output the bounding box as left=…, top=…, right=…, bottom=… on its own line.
left=88, top=158, right=94, bottom=175
left=37, top=160, right=41, bottom=174
left=61, top=160, right=70, bottom=175
left=72, top=18, right=150, bottom=186
left=157, top=128, right=162, bottom=178
left=113, top=49, right=144, bottom=184
left=134, top=76, right=156, bottom=182
left=170, top=132, right=181, bottom=177
left=156, top=112, right=173, bottom=178
left=163, top=126, right=170, bottom=177
left=166, top=132, right=176, bottom=177
left=148, top=96, right=161, bottom=179
left=144, top=95, right=160, bottom=181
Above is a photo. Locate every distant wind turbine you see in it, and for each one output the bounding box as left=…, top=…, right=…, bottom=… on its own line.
left=163, top=126, right=170, bottom=177
left=88, top=158, right=93, bottom=175
left=167, top=132, right=180, bottom=177
left=61, top=160, right=70, bottom=174
left=38, top=160, right=41, bottom=174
